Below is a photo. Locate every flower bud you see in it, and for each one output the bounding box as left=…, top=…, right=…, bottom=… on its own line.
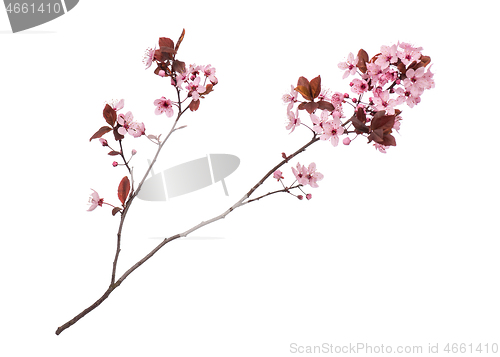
left=112, top=161, right=118, bottom=167
left=306, top=194, right=312, bottom=200
left=99, top=138, right=108, bottom=147
left=343, top=137, right=351, bottom=145
left=131, top=149, right=137, bottom=156
left=298, top=195, right=303, bottom=200
left=158, top=70, right=166, bottom=77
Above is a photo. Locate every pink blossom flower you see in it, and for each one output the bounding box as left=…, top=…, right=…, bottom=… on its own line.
left=403, top=67, right=427, bottom=97
left=372, top=90, right=399, bottom=115
left=291, top=163, right=307, bottom=185
left=292, top=162, right=324, bottom=188
left=286, top=108, right=301, bottom=133
left=304, top=162, right=324, bottom=188
left=154, top=97, right=174, bottom=117
left=350, top=78, right=369, bottom=94
left=394, top=86, right=409, bottom=105
left=375, top=44, right=398, bottom=70
left=128, top=122, right=145, bottom=138
left=331, top=92, right=345, bottom=107
left=186, top=76, right=206, bottom=101
left=273, top=170, right=284, bottom=181
left=188, top=64, right=202, bottom=80
left=105, top=99, right=124, bottom=112
left=117, top=111, right=145, bottom=138
left=310, top=110, right=329, bottom=135
left=175, top=69, right=189, bottom=89
left=373, top=143, right=387, bottom=153
left=423, top=65, right=435, bottom=89
left=338, top=52, right=359, bottom=79
left=393, top=116, right=402, bottom=133
left=87, top=189, right=104, bottom=211
left=318, top=87, right=331, bottom=102
left=377, top=68, right=399, bottom=86
left=366, top=62, right=383, bottom=85
left=117, top=111, right=134, bottom=136
left=405, top=94, right=421, bottom=108
left=203, top=64, right=218, bottom=84
left=397, top=42, right=422, bottom=66
left=320, top=117, right=344, bottom=147
left=282, top=85, right=298, bottom=112
left=143, top=46, right=156, bottom=69
left=113, top=99, right=124, bottom=111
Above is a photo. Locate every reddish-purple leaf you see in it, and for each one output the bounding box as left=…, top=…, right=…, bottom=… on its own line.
left=296, top=76, right=310, bottom=88
left=118, top=176, right=130, bottom=206
left=103, top=104, right=117, bottom=126
left=383, top=133, right=396, bottom=146
left=351, top=108, right=369, bottom=133
left=108, top=150, right=121, bottom=156
left=175, top=28, right=185, bottom=52
left=357, top=49, right=369, bottom=73
left=172, top=59, right=185, bottom=74
left=420, top=55, right=431, bottom=67
left=309, top=76, right=321, bottom=99
left=154, top=49, right=164, bottom=62
left=397, top=61, right=407, bottom=76
left=368, top=129, right=384, bottom=144
left=112, top=207, right=122, bottom=216
left=201, top=83, right=214, bottom=96
left=159, top=37, right=176, bottom=60
left=295, top=76, right=312, bottom=101
left=89, top=126, right=112, bottom=142
left=356, top=107, right=367, bottom=122
left=189, top=99, right=200, bottom=112
left=371, top=113, right=395, bottom=131
left=317, top=100, right=334, bottom=112
left=351, top=116, right=369, bottom=134
left=160, top=46, right=176, bottom=54
left=298, top=101, right=319, bottom=114
left=159, top=37, right=175, bottom=49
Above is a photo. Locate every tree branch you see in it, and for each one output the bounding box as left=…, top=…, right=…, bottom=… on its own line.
left=55, top=131, right=320, bottom=335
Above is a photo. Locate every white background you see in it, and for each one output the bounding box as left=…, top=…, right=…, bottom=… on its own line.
left=1, top=0, right=499, bottom=356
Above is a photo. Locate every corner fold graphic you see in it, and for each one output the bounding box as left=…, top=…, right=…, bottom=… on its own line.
left=4, top=0, right=79, bottom=33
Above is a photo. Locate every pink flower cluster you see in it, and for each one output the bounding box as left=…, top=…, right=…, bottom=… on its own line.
left=341, top=42, right=435, bottom=114
left=117, top=111, right=146, bottom=138
left=292, top=162, right=324, bottom=188
left=106, top=99, right=146, bottom=138
left=283, top=42, right=434, bottom=153
left=175, top=64, right=217, bottom=101
left=153, top=64, right=217, bottom=117
left=272, top=163, right=321, bottom=201
left=145, top=32, right=218, bottom=114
